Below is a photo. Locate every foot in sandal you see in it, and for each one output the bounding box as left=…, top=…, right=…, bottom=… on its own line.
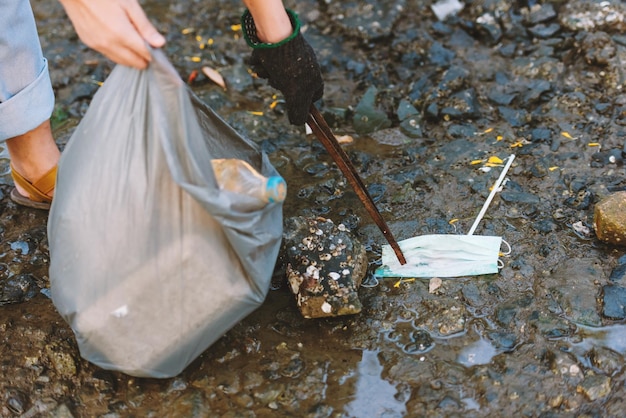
left=10, top=163, right=57, bottom=210
left=6, top=120, right=60, bottom=210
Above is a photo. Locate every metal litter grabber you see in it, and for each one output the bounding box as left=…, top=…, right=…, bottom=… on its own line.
left=376, top=154, right=516, bottom=278
left=307, top=105, right=407, bottom=265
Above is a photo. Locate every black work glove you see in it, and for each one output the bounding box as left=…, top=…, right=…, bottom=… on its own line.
left=242, top=9, right=324, bottom=126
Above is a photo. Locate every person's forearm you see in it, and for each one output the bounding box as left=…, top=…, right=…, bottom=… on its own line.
left=242, top=0, right=292, bottom=43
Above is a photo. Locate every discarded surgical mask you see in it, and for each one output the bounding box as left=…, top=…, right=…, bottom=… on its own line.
left=376, top=235, right=506, bottom=278
left=376, top=154, right=516, bottom=279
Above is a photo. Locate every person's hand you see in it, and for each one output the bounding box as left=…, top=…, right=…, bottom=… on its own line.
left=59, top=0, right=166, bottom=69
left=242, top=9, right=324, bottom=126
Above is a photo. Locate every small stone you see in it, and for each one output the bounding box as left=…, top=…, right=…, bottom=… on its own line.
left=601, top=285, right=626, bottom=319
left=594, top=192, right=626, bottom=246
left=5, top=388, right=28, bottom=415
left=576, top=374, right=611, bottom=401
left=321, top=302, right=332, bottom=314
left=45, top=343, right=77, bottom=379
left=52, top=403, right=75, bottom=418
left=549, top=394, right=563, bottom=408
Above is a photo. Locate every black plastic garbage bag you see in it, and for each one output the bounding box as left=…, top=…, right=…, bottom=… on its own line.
left=48, top=49, right=284, bottom=378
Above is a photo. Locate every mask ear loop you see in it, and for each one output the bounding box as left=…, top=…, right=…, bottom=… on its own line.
left=360, top=275, right=380, bottom=288
left=497, top=239, right=512, bottom=269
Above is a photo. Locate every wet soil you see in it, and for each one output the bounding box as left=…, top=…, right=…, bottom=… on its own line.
left=2, top=0, right=626, bottom=417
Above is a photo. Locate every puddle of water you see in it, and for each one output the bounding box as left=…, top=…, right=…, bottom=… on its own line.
left=574, top=324, right=626, bottom=354
left=10, top=241, right=30, bottom=255
left=456, top=337, right=498, bottom=367
left=343, top=350, right=407, bottom=418
left=462, top=396, right=481, bottom=411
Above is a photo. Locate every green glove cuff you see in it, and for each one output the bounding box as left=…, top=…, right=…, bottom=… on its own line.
left=241, top=9, right=301, bottom=49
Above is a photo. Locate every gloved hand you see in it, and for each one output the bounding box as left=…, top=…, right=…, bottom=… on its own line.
left=242, top=9, right=324, bottom=126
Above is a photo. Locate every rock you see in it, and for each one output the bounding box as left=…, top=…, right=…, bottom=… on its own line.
left=414, top=297, right=467, bottom=337
left=580, top=31, right=616, bottom=66
left=609, top=255, right=626, bottom=281
left=282, top=217, right=368, bottom=318
left=576, top=374, right=611, bottom=401
left=588, top=346, right=625, bottom=376
left=50, top=403, right=75, bottom=418
left=19, top=398, right=58, bottom=418
left=352, top=86, right=392, bottom=134
left=528, top=312, right=575, bottom=339
left=326, top=0, right=406, bottom=41
left=601, top=285, right=626, bottom=319
left=542, top=258, right=603, bottom=326
left=396, top=99, right=423, bottom=138
left=4, top=388, right=28, bottom=415
left=527, top=2, right=557, bottom=25
left=560, top=1, right=626, bottom=33
left=0, top=274, right=38, bottom=305
left=45, top=343, right=78, bottom=379
left=594, top=191, right=626, bottom=245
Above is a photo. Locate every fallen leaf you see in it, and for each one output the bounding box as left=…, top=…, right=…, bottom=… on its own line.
left=202, top=66, right=226, bottom=90
left=429, top=277, right=442, bottom=293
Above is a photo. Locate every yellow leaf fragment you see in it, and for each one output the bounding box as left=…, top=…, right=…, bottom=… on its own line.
left=482, top=128, right=494, bottom=134
left=510, top=141, right=524, bottom=148
left=231, top=24, right=242, bottom=32
left=470, top=159, right=485, bottom=165
left=449, top=219, right=459, bottom=224
left=588, top=142, right=600, bottom=147
left=269, top=100, right=279, bottom=110
left=248, top=111, right=264, bottom=116
left=394, top=278, right=416, bottom=288
left=202, top=66, right=227, bottom=90
left=488, top=156, right=504, bottom=164
left=496, top=135, right=503, bottom=141
left=181, top=27, right=194, bottom=35
left=561, top=131, right=574, bottom=140
left=549, top=166, right=559, bottom=171
left=208, top=38, right=214, bottom=46
left=187, top=56, right=201, bottom=62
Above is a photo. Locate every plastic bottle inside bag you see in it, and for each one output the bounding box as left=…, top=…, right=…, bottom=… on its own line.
left=211, top=159, right=286, bottom=209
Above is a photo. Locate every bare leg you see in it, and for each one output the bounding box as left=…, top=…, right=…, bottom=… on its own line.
left=6, top=120, right=60, bottom=199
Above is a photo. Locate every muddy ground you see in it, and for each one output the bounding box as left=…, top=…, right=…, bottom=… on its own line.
left=2, top=0, right=626, bottom=417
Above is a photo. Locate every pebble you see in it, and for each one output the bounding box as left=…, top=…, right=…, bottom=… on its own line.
left=594, top=191, right=626, bottom=245
left=0, top=274, right=38, bottom=305
left=45, top=343, right=77, bottom=379
left=601, top=285, right=626, bottom=319
left=576, top=375, right=612, bottom=401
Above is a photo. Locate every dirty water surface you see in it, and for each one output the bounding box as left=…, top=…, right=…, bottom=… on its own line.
left=2, top=0, right=626, bottom=416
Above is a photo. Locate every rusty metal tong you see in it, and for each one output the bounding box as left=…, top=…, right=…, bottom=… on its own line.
left=306, top=105, right=406, bottom=265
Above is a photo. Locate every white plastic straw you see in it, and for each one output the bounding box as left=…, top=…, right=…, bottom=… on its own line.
left=467, top=154, right=515, bottom=236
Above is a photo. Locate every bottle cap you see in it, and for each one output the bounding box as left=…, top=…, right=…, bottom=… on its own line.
left=266, top=176, right=287, bottom=203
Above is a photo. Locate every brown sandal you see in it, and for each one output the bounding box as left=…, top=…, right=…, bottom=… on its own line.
left=10, top=162, right=57, bottom=210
